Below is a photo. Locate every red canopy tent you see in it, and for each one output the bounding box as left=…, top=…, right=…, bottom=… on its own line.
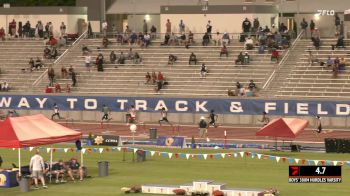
left=256, top=118, right=309, bottom=150
left=0, top=114, right=81, bottom=148
left=0, top=114, right=82, bottom=174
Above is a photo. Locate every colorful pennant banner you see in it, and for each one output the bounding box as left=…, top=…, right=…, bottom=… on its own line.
left=14, top=147, right=350, bottom=166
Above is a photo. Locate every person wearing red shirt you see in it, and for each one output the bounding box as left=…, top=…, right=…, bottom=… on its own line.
left=271, top=49, right=279, bottom=63
left=156, top=72, right=164, bottom=92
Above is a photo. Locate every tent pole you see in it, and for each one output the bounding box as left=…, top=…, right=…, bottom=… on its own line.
left=18, top=148, right=21, bottom=176
left=50, top=147, right=53, bottom=183
left=80, top=148, right=84, bottom=166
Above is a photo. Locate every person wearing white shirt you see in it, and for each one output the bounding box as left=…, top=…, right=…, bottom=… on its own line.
left=244, top=37, right=254, bottom=50
left=29, top=151, right=48, bottom=189
left=85, top=55, right=91, bottom=72
left=102, top=20, right=108, bottom=36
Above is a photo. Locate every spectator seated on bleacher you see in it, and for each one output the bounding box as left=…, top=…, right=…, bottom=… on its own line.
left=200, top=63, right=208, bottom=78
left=168, top=54, right=177, bottom=65
left=162, top=33, right=170, bottom=45
left=235, top=52, right=244, bottom=65
left=243, top=52, right=250, bottom=65
left=222, top=32, right=230, bottom=46
left=0, top=81, right=9, bottom=91
left=128, top=32, right=137, bottom=45
left=47, top=36, right=58, bottom=47
left=55, top=83, right=62, bottom=93
left=189, top=52, right=198, bottom=65
left=332, top=63, right=339, bottom=78
left=248, top=80, right=257, bottom=96
left=168, top=33, right=178, bottom=45
left=281, top=37, right=290, bottom=49
left=227, top=89, right=235, bottom=96
left=45, top=85, right=53, bottom=93
left=58, top=37, right=66, bottom=48
left=52, top=160, right=66, bottom=183
left=213, top=32, right=221, bottom=46
left=270, top=24, right=277, bottom=34
left=28, top=58, right=35, bottom=72
left=110, top=51, right=117, bottom=64
left=145, top=72, right=151, bottom=84
left=65, top=83, right=71, bottom=93
left=142, top=33, right=151, bottom=48
left=151, top=71, right=157, bottom=84
left=271, top=49, right=279, bottom=63
left=50, top=47, right=58, bottom=59
left=179, top=33, right=186, bottom=45
left=127, top=48, right=134, bottom=60
left=332, top=36, right=345, bottom=50
left=82, top=45, right=91, bottom=55
left=263, top=25, right=270, bottom=33
left=117, top=52, right=126, bottom=65
left=137, top=32, right=144, bottom=45
left=43, top=46, right=51, bottom=59
left=244, top=37, right=254, bottom=50
left=61, top=66, right=68, bottom=78
left=235, top=81, right=245, bottom=96
left=155, top=72, right=165, bottom=92
left=326, top=56, right=334, bottom=68
left=133, top=52, right=142, bottom=64
left=258, top=44, right=265, bottom=54
left=35, top=57, right=43, bottom=70
left=202, top=33, right=210, bottom=46
left=0, top=27, right=5, bottom=41
left=188, top=31, right=194, bottom=44
left=339, top=57, right=347, bottom=70
left=311, top=36, right=321, bottom=50
left=102, top=37, right=109, bottom=48
left=220, top=45, right=228, bottom=58
left=67, top=158, right=84, bottom=181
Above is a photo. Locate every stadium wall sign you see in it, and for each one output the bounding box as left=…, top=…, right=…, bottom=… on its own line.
left=0, top=95, right=350, bottom=117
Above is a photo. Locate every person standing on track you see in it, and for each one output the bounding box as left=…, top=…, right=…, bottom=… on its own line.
left=258, top=111, right=269, bottom=126
left=101, top=104, right=111, bottom=122
left=208, top=109, right=218, bottom=127
left=127, top=105, right=137, bottom=125
left=199, top=116, right=207, bottom=138
left=51, top=103, right=62, bottom=120
left=159, top=107, right=172, bottom=126
left=315, top=115, right=322, bottom=133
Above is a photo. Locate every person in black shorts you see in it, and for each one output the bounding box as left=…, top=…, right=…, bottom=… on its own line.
left=52, top=160, right=66, bottom=183
left=208, top=109, right=218, bottom=127
left=315, top=115, right=322, bottom=133
left=159, top=107, right=172, bottom=126
left=67, top=158, right=84, bottom=181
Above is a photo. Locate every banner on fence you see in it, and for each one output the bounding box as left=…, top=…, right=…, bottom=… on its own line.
left=1, top=94, right=350, bottom=117
left=157, top=136, right=185, bottom=148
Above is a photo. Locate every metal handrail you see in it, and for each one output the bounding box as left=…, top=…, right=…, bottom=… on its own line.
left=31, top=30, right=88, bottom=87
left=262, top=30, right=304, bottom=90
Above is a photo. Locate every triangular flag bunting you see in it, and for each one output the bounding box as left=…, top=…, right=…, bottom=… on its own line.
left=314, top=160, right=319, bottom=165
left=221, top=153, right=226, bottom=159
left=64, top=148, right=68, bottom=153
left=99, top=148, right=104, bottom=153
left=186, top=154, right=190, bottom=160
left=82, top=149, right=86, bottom=154
left=117, top=147, right=121, bottom=151
left=233, top=153, right=238, bottom=158
left=12, top=148, right=16, bottom=151
left=151, top=151, right=155, bottom=156
left=203, top=154, right=208, bottom=160
left=276, top=156, right=281, bottom=163
left=29, top=147, right=34, bottom=152
left=295, top=159, right=300, bottom=164
left=333, top=161, right=338, bottom=166
left=46, top=148, right=51, bottom=153
left=257, top=154, right=262, bottom=159
left=133, top=148, right=138, bottom=153
left=239, top=152, right=244, bottom=157
left=168, top=153, right=173, bottom=159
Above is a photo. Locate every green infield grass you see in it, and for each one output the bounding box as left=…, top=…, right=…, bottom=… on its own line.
left=0, top=146, right=349, bottom=196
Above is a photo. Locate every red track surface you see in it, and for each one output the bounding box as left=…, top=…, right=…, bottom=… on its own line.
left=60, top=121, right=350, bottom=144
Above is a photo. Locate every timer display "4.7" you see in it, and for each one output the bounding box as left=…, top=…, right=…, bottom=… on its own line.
left=288, top=166, right=341, bottom=183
